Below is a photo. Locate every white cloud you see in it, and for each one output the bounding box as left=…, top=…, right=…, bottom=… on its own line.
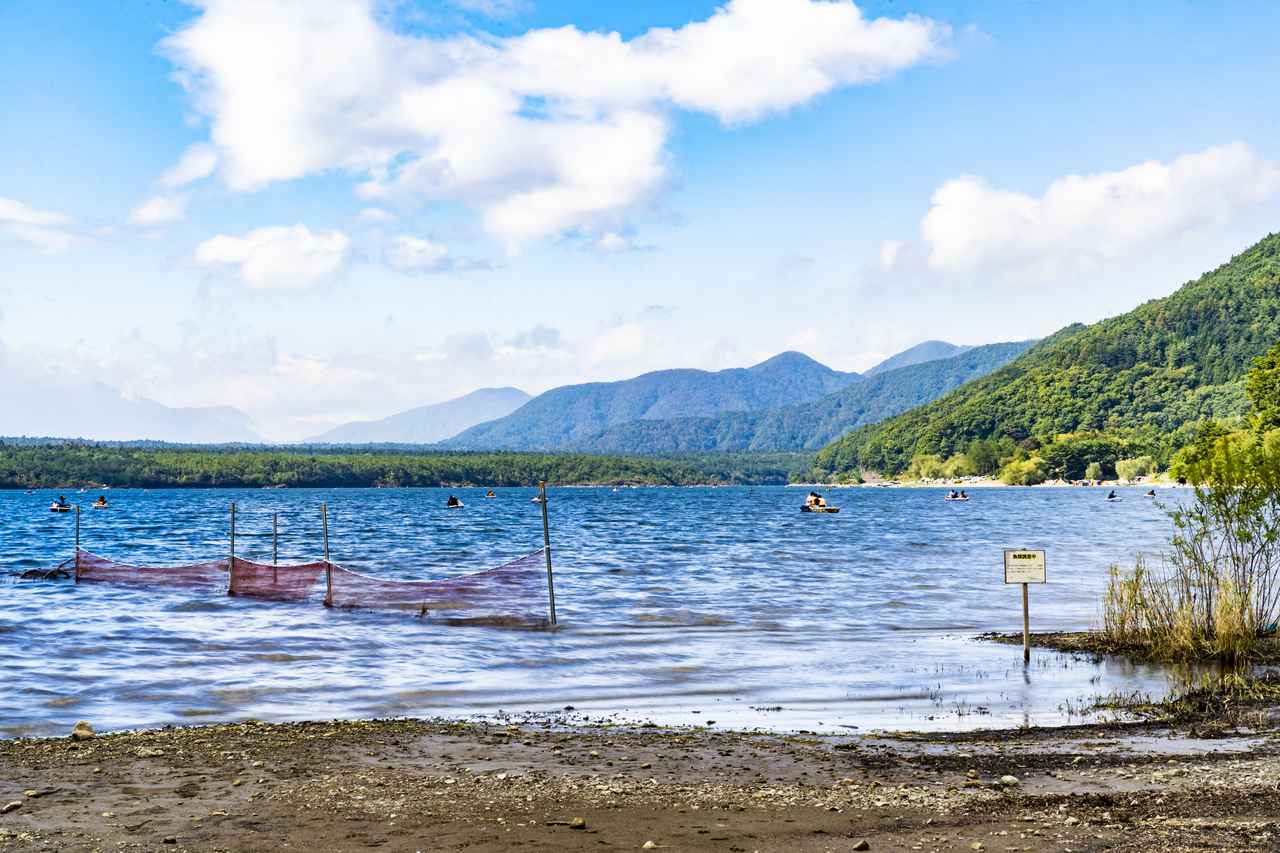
left=357, top=206, right=396, bottom=222
left=129, top=193, right=188, bottom=226
left=163, top=0, right=947, bottom=245
left=878, top=239, right=903, bottom=270
left=593, top=231, right=645, bottom=253
left=918, top=142, right=1280, bottom=274
left=160, top=142, right=219, bottom=188
left=448, top=0, right=527, bottom=18
left=386, top=235, right=450, bottom=272
left=195, top=224, right=351, bottom=289
left=0, top=196, right=74, bottom=252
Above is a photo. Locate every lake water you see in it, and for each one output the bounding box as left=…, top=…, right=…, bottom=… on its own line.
left=0, top=485, right=1187, bottom=737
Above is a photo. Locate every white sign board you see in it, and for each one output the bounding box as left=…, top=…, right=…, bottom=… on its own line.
left=1004, top=549, right=1046, bottom=584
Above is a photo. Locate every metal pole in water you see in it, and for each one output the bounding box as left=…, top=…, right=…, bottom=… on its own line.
left=272, top=511, right=279, bottom=585
left=74, top=504, right=80, bottom=582
left=1022, top=582, right=1031, bottom=665
left=229, top=501, right=236, bottom=596
left=322, top=503, right=332, bottom=607
left=539, top=481, right=557, bottom=626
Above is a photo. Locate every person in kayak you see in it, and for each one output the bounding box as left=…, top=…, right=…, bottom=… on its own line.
left=805, top=491, right=827, bottom=508
left=93, top=495, right=107, bottom=508
left=446, top=495, right=461, bottom=508
left=1107, top=490, right=1117, bottom=500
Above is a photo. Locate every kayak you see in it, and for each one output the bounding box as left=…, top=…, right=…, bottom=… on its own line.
left=49, top=504, right=71, bottom=513
left=446, top=502, right=465, bottom=509
left=944, top=497, right=970, bottom=502
left=1107, top=497, right=1123, bottom=502
left=801, top=505, right=840, bottom=513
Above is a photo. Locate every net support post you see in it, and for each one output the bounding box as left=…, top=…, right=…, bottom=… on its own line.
left=228, top=501, right=237, bottom=596
left=539, top=481, right=557, bottom=626
left=272, top=511, right=279, bottom=585
left=322, top=502, right=332, bottom=607
left=74, top=504, right=81, bottom=583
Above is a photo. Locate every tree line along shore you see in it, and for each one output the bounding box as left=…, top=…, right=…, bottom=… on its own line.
left=0, top=444, right=813, bottom=489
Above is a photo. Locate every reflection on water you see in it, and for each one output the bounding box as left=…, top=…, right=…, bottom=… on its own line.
left=0, top=485, right=1188, bottom=737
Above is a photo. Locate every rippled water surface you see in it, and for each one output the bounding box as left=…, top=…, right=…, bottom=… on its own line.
left=1, top=486, right=1188, bottom=736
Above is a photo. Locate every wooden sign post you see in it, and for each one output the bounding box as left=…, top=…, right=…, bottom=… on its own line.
left=1003, top=549, right=1046, bottom=664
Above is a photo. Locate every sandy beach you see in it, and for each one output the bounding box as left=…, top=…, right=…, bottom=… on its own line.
left=3, top=709, right=1279, bottom=852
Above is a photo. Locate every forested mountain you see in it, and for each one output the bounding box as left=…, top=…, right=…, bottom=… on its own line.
left=810, top=231, right=1280, bottom=479
left=575, top=341, right=1032, bottom=453
left=443, top=352, right=861, bottom=450
left=312, top=387, right=530, bottom=444
left=864, top=340, right=970, bottom=376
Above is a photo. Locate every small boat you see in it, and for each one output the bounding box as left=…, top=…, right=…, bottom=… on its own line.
left=1107, top=497, right=1124, bottom=503
left=485, top=491, right=497, bottom=499
left=944, top=496, right=970, bottom=502
left=801, top=505, right=840, bottom=513
left=49, top=503, right=71, bottom=513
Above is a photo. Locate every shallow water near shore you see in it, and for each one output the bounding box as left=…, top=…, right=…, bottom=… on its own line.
left=0, top=485, right=1187, bottom=737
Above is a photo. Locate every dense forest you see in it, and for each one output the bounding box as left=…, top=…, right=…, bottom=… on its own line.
left=0, top=443, right=812, bottom=488
left=809, top=232, right=1280, bottom=481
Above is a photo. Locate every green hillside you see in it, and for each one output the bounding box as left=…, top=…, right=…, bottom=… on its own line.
left=577, top=341, right=1032, bottom=453
left=810, top=232, right=1280, bottom=480
left=443, top=351, right=859, bottom=450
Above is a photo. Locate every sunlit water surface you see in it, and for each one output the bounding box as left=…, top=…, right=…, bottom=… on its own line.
left=0, top=486, right=1188, bottom=737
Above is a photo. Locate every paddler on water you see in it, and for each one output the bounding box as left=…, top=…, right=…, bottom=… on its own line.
left=93, top=495, right=108, bottom=508
left=1107, top=490, right=1117, bottom=500
left=805, top=491, right=827, bottom=509
left=446, top=495, right=462, bottom=508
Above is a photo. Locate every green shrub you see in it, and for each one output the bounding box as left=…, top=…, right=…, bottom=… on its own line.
left=1084, top=461, right=1104, bottom=481
left=1115, top=455, right=1155, bottom=481
left=1000, top=456, right=1049, bottom=485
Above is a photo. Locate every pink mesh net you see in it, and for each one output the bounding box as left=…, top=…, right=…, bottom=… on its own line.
left=75, top=549, right=229, bottom=589
left=228, top=557, right=328, bottom=601
left=325, top=549, right=550, bottom=625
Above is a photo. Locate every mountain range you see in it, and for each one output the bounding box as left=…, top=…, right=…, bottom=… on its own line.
left=811, top=231, right=1280, bottom=478
left=310, top=387, right=530, bottom=444
left=0, top=378, right=262, bottom=443
left=441, top=351, right=863, bottom=451
left=574, top=341, right=1032, bottom=453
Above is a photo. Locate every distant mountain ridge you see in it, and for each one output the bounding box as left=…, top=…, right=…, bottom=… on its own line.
left=811, top=231, right=1280, bottom=478
left=0, top=379, right=262, bottom=443
left=312, top=387, right=531, bottom=444
left=575, top=341, right=1033, bottom=453
left=443, top=351, right=861, bottom=451
left=864, top=340, right=971, bottom=376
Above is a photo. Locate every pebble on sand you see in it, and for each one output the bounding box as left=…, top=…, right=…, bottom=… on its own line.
left=71, top=721, right=95, bottom=741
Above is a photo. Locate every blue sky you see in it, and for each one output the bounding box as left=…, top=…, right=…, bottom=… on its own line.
left=2, top=0, right=1280, bottom=440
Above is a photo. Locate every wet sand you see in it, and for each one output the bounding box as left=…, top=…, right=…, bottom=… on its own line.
left=3, top=713, right=1280, bottom=852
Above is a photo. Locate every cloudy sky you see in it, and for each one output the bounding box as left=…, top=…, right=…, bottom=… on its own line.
left=3, top=0, right=1280, bottom=440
